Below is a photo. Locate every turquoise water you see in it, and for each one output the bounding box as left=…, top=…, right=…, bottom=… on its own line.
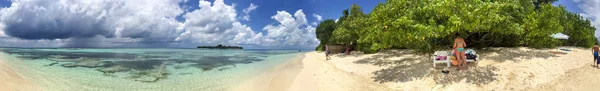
left=0, top=48, right=306, bottom=91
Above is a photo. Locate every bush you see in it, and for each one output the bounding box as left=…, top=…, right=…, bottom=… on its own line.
left=315, top=44, right=324, bottom=51
left=315, top=0, right=596, bottom=53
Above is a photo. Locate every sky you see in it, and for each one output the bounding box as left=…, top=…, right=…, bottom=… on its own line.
left=0, top=0, right=385, bottom=49
left=0, top=0, right=597, bottom=49
left=553, top=0, right=600, bottom=37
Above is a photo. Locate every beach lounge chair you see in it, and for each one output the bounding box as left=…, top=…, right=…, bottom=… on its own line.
left=559, top=47, right=572, bottom=52
left=549, top=49, right=569, bottom=54
left=433, top=51, right=451, bottom=68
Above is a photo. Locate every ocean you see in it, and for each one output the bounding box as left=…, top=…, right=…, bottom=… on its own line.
left=0, top=48, right=306, bottom=91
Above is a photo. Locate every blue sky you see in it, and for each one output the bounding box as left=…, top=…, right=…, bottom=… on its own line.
left=554, top=0, right=584, bottom=13
left=0, top=0, right=386, bottom=49
left=0, top=0, right=598, bottom=49
left=553, top=0, right=600, bottom=37
left=183, top=0, right=386, bottom=34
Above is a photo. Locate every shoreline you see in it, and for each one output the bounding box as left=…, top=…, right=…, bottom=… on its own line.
left=233, top=52, right=308, bottom=91
left=267, top=53, right=307, bottom=91
left=0, top=55, right=38, bottom=91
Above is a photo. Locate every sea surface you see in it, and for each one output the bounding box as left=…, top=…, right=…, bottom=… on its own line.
left=0, top=48, right=307, bottom=91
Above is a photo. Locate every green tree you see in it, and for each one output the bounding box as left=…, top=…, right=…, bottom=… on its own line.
left=315, top=19, right=337, bottom=51
left=331, top=4, right=366, bottom=45
left=533, top=0, right=558, bottom=12
left=319, top=0, right=596, bottom=53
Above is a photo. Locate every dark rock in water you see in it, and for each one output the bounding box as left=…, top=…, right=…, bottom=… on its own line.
left=61, top=63, right=76, bottom=68
left=113, top=61, right=163, bottom=71
left=173, top=65, right=186, bottom=69
left=134, top=75, right=160, bottom=82
left=48, top=57, right=75, bottom=62
left=60, top=60, right=103, bottom=68
left=179, top=73, right=192, bottom=75
left=102, top=73, right=117, bottom=77
left=44, top=62, right=58, bottom=66
left=218, top=67, right=232, bottom=71
left=127, top=64, right=168, bottom=82
left=97, top=65, right=131, bottom=74
left=77, top=60, right=103, bottom=68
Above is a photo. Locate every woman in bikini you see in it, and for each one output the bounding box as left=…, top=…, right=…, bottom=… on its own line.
left=453, top=33, right=467, bottom=70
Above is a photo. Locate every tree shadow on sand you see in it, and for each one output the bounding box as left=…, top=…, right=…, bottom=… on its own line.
left=476, top=48, right=559, bottom=63
left=355, top=50, right=499, bottom=86
left=355, top=48, right=562, bottom=86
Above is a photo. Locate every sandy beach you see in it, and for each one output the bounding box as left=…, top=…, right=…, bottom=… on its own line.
left=3, top=47, right=599, bottom=91
left=270, top=47, right=600, bottom=91
left=0, top=58, right=38, bottom=91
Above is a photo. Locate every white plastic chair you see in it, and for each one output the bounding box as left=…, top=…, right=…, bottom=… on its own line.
left=433, top=51, right=451, bottom=68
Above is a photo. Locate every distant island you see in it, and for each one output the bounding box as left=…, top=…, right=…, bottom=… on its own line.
left=197, top=44, right=243, bottom=49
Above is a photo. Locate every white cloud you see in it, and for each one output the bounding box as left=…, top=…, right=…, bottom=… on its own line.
left=177, top=0, right=263, bottom=45
left=243, top=3, right=258, bottom=14
left=0, top=0, right=319, bottom=48
left=313, top=14, right=322, bottom=21
left=573, top=0, right=600, bottom=37
left=335, top=18, right=339, bottom=22
left=241, top=3, right=258, bottom=21
left=262, top=10, right=319, bottom=47
left=0, top=23, right=5, bottom=37
left=0, top=0, right=185, bottom=46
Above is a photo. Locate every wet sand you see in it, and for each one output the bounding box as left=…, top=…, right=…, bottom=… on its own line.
left=0, top=59, right=38, bottom=91
left=234, top=53, right=308, bottom=91
left=268, top=54, right=305, bottom=91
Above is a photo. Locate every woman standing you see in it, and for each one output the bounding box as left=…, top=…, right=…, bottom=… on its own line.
left=453, top=33, right=467, bottom=70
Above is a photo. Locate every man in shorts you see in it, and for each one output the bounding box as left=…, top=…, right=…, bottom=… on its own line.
left=325, top=44, right=331, bottom=60
left=593, top=43, right=599, bottom=67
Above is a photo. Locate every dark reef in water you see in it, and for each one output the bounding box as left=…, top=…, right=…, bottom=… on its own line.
left=0, top=48, right=299, bottom=82
left=44, top=62, right=58, bottom=66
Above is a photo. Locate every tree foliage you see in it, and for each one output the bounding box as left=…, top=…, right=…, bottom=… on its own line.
left=330, top=4, right=366, bottom=45
left=315, top=0, right=597, bottom=53
left=315, top=19, right=336, bottom=51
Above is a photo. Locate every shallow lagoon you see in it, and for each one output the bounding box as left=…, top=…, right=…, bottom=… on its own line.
left=0, top=48, right=305, bottom=91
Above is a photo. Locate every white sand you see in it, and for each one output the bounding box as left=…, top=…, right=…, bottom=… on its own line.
left=288, top=52, right=392, bottom=91
left=0, top=57, right=40, bottom=91
left=285, top=47, right=599, bottom=91
left=233, top=53, right=306, bottom=91
left=530, top=64, right=600, bottom=91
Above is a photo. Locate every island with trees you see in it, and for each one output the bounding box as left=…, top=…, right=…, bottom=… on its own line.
left=197, top=44, right=243, bottom=49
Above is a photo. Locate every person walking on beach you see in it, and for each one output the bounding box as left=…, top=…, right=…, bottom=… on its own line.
left=325, top=44, right=331, bottom=60
left=453, top=33, right=467, bottom=70
left=593, top=43, right=599, bottom=67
